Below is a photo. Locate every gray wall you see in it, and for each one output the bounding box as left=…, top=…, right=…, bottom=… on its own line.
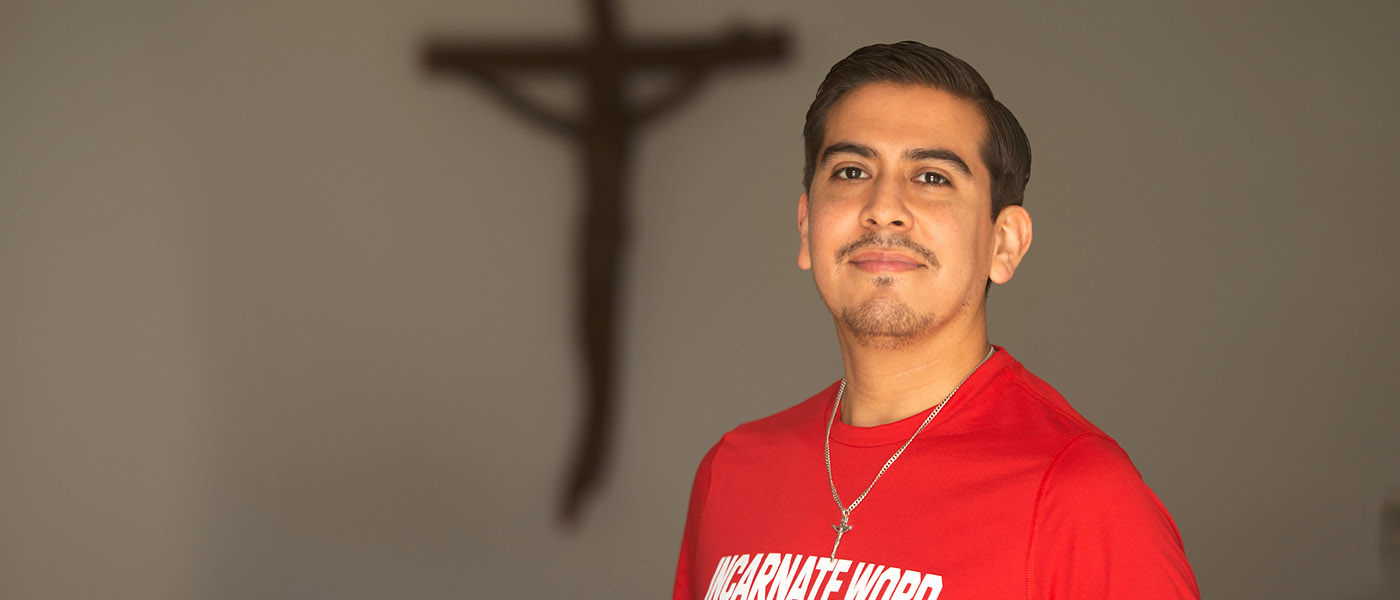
left=3, top=1, right=1397, bottom=598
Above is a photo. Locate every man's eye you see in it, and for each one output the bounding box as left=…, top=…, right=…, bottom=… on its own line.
left=920, top=172, right=949, bottom=185
left=836, top=167, right=866, bottom=180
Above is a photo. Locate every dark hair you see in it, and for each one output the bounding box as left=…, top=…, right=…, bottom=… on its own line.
left=802, top=41, right=1031, bottom=218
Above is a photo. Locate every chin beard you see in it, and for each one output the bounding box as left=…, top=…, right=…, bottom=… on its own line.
left=839, top=295, right=937, bottom=350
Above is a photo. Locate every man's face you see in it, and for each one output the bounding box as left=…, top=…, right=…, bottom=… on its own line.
left=798, top=82, right=1013, bottom=349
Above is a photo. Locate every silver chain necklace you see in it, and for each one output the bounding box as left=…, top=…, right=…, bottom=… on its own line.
left=823, top=347, right=994, bottom=560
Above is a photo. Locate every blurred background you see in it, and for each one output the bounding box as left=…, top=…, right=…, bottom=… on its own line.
left=3, top=1, right=1398, bottom=598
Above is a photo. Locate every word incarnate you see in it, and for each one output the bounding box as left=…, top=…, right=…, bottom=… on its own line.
left=703, top=553, right=943, bottom=600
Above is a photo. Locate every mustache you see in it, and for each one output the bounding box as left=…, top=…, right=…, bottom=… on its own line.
left=835, top=232, right=939, bottom=267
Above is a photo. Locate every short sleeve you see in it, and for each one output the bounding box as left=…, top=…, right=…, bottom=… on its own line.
left=1026, top=433, right=1199, bottom=599
left=673, top=442, right=718, bottom=600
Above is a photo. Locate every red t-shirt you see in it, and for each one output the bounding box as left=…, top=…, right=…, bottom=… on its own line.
left=673, top=349, right=1198, bottom=600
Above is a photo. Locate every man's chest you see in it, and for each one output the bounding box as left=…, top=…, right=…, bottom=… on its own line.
left=692, top=443, right=1049, bottom=599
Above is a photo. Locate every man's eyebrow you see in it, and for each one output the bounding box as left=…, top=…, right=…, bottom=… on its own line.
left=907, top=148, right=973, bottom=178
left=819, top=142, right=876, bottom=164
left=820, top=143, right=974, bottom=179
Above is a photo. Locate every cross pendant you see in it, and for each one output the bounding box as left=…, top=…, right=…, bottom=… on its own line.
left=830, top=513, right=852, bottom=560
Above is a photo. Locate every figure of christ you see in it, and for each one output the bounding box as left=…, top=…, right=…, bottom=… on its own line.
left=424, top=0, right=786, bottom=523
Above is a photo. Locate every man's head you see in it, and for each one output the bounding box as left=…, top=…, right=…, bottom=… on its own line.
left=796, top=43, right=1034, bottom=351
left=802, top=41, right=1031, bottom=220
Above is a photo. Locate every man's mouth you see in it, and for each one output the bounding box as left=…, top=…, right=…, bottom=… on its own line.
left=834, top=232, right=939, bottom=270
left=849, top=251, right=923, bottom=272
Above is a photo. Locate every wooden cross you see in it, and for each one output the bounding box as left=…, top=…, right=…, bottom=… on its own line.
left=422, top=0, right=787, bottom=524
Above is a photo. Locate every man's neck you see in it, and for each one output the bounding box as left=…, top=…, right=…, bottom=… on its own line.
left=834, top=321, right=993, bottom=427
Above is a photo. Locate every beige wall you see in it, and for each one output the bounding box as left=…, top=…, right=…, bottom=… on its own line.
left=3, top=1, right=1398, bottom=598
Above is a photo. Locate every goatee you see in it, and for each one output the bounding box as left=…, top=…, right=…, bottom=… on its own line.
left=839, top=295, right=937, bottom=350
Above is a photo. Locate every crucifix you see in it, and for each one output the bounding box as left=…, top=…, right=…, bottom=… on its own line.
left=830, top=513, right=851, bottom=560
left=422, top=0, right=787, bottom=524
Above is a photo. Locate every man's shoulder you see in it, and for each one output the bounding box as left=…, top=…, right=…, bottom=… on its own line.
left=719, top=380, right=838, bottom=442
left=975, top=350, right=1106, bottom=439
left=685, top=382, right=837, bottom=483
left=935, top=349, right=1119, bottom=470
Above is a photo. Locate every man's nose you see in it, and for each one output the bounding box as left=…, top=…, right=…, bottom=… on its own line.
left=860, top=176, right=913, bottom=229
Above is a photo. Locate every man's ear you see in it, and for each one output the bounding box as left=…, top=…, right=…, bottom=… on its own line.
left=989, top=205, right=1032, bottom=284
left=797, top=192, right=812, bottom=271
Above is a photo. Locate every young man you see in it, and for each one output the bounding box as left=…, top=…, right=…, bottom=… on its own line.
left=673, top=42, right=1198, bottom=599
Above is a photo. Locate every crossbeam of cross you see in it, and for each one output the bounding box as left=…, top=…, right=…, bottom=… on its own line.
left=423, top=0, right=787, bottom=524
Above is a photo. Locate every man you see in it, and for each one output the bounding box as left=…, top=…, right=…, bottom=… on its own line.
left=673, top=42, right=1198, bottom=599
